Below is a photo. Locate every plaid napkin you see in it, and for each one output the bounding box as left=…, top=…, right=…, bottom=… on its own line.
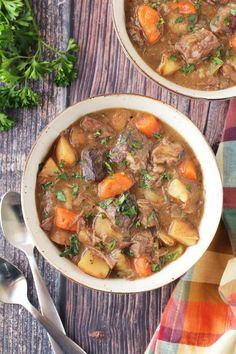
left=146, top=100, right=236, bottom=354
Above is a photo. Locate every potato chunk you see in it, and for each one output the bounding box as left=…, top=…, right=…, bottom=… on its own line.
left=168, top=178, right=188, bottom=203
left=168, top=219, right=199, bottom=246
left=94, top=215, right=122, bottom=240
left=113, top=250, right=132, bottom=276
left=39, top=157, right=59, bottom=177
left=158, top=230, right=175, bottom=247
left=157, top=54, right=182, bottom=76
left=78, top=250, right=110, bottom=278
left=56, top=136, right=76, bottom=166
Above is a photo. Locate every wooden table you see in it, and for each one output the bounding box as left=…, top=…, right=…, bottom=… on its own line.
left=0, top=1, right=230, bottom=353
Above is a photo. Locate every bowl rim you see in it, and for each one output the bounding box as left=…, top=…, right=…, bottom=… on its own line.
left=21, top=93, right=223, bottom=293
left=111, top=0, right=236, bottom=100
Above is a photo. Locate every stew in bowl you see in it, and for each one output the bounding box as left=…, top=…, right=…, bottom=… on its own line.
left=36, top=108, right=204, bottom=280
left=125, top=0, right=236, bottom=90
left=21, top=95, right=222, bottom=292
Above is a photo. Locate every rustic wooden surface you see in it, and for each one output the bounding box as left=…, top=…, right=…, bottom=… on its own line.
left=0, top=1, right=230, bottom=353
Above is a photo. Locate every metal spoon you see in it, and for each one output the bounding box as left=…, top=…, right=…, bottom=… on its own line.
left=0, top=256, right=86, bottom=354
left=0, top=191, right=65, bottom=354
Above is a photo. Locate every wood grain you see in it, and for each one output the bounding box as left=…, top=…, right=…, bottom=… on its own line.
left=0, top=1, right=230, bottom=353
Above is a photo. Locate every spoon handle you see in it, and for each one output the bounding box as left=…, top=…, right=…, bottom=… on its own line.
left=27, top=253, right=65, bottom=354
left=24, top=299, right=86, bottom=354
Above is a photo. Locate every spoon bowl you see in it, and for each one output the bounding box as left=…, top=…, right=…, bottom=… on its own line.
left=0, top=257, right=27, bottom=305
left=0, top=192, right=33, bottom=252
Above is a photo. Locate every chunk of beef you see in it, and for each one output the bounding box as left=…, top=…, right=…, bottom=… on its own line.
left=110, top=126, right=152, bottom=172
left=106, top=194, right=138, bottom=234
left=81, top=148, right=106, bottom=182
left=151, top=138, right=183, bottom=166
left=210, top=4, right=236, bottom=34
left=41, top=216, right=54, bottom=231
left=175, top=28, right=220, bottom=64
left=222, top=59, right=236, bottom=83
left=127, top=24, right=146, bottom=47
left=81, top=116, right=114, bottom=138
left=130, top=231, right=154, bottom=257
left=137, top=199, right=159, bottom=228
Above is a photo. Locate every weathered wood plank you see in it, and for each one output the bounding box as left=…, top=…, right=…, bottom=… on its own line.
left=0, top=0, right=71, bottom=353
left=0, top=1, right=230, bottom=354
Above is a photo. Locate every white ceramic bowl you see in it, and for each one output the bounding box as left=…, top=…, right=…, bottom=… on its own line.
left=112, top=0, right=236, bottom=100
left=21, top=94, right=222, bottom=293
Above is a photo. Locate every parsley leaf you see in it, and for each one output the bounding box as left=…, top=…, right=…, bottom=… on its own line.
left=60, top=234, right=80, bottom=257
left=0, top=113, right=16, bottom=132
left=56, top=190, right=66, bottom=202
left=0, top=0, right=78, bottom=132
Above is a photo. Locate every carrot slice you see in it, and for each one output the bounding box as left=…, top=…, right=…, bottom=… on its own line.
left=55, top=207, right=78, bottom=232
left=133, top=257, right=152, bottom=277
left=179, top=158, right=197, bottom=180
left=135, top=114, right=162, bottom=137
left=138, top=5, right=161, bottom=45
left=170, top=1, right=196, bottom=15
left=98, top=172, right=134, bottom=200
left=230, top=35, right=236, bottom=49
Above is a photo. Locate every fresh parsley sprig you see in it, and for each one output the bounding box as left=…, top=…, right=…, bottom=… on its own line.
left=0, top=0, right=79, bottom=132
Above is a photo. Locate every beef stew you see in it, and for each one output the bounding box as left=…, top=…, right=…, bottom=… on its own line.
left=125, top=0, right=236, bottom=90
left=36, top=109, right=204, bottom=279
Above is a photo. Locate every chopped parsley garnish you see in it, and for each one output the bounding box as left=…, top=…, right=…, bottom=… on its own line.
left=71, top=172, right=84, bottom=179
left=153, top=132, right=162, bottom=139
left=151, top=262, right=160, bottom=272
left=195, top=0, right=201, bottom=11
left=160, top=172, right=172, bottom=182
left=147, top=211, right=156, bottom=223
left=124, top=248, right=134, bottom=257
left=60, top=234, right=80, bottom=257
left=169, top=55, right=177, bottom=62
left=96, top=242, right=105, bottom=251
left=100, top=137, right=110, bottom=145
left=104, top=161, right=114, bottom=174
left=55, top=171, right=69, bottom=180
left=94, top=129, right=102, bottom=137
left=188, top=14, right=197, bottom=31
left=84, top=212, right=94, bottom=225
left=108, top=239, right=117, bottom=252
left=157, top=16, right=165, bottom=30
left=140, top=169, right=154, bottom=189
left=116, top=193, right=138, bottom=219
left=122, top=206, right=137, bottom=218
left=72, top=185, right=79, bottom=196
left=212, top=57, right=223, bottom=66
left=225, top=48, right=231, bottom=57
left=41, top=182, right=54, bottom=191
left=119, top=159, right=128, bottom=167
left=131, top=140, right=143, bottom=150
left=115, top=217, right=120, bottom=225
left=180, top=64, right=195, bottom=73
left=224, top=17, right=230, bottom=26
left=98, top=198, right=113, bottom=210
left=186, top=184, right=192, bottom=192
left=163, top=194, right=168, bottom=202
left=150, top=1, right=160, bottom=9
left=175, top=16, right=184, bottom=24
left=230, top=8, right=236, bottom=16
left=59, top=160, right=64, bottom=168
left=56, top=191, right=66, bottom=202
